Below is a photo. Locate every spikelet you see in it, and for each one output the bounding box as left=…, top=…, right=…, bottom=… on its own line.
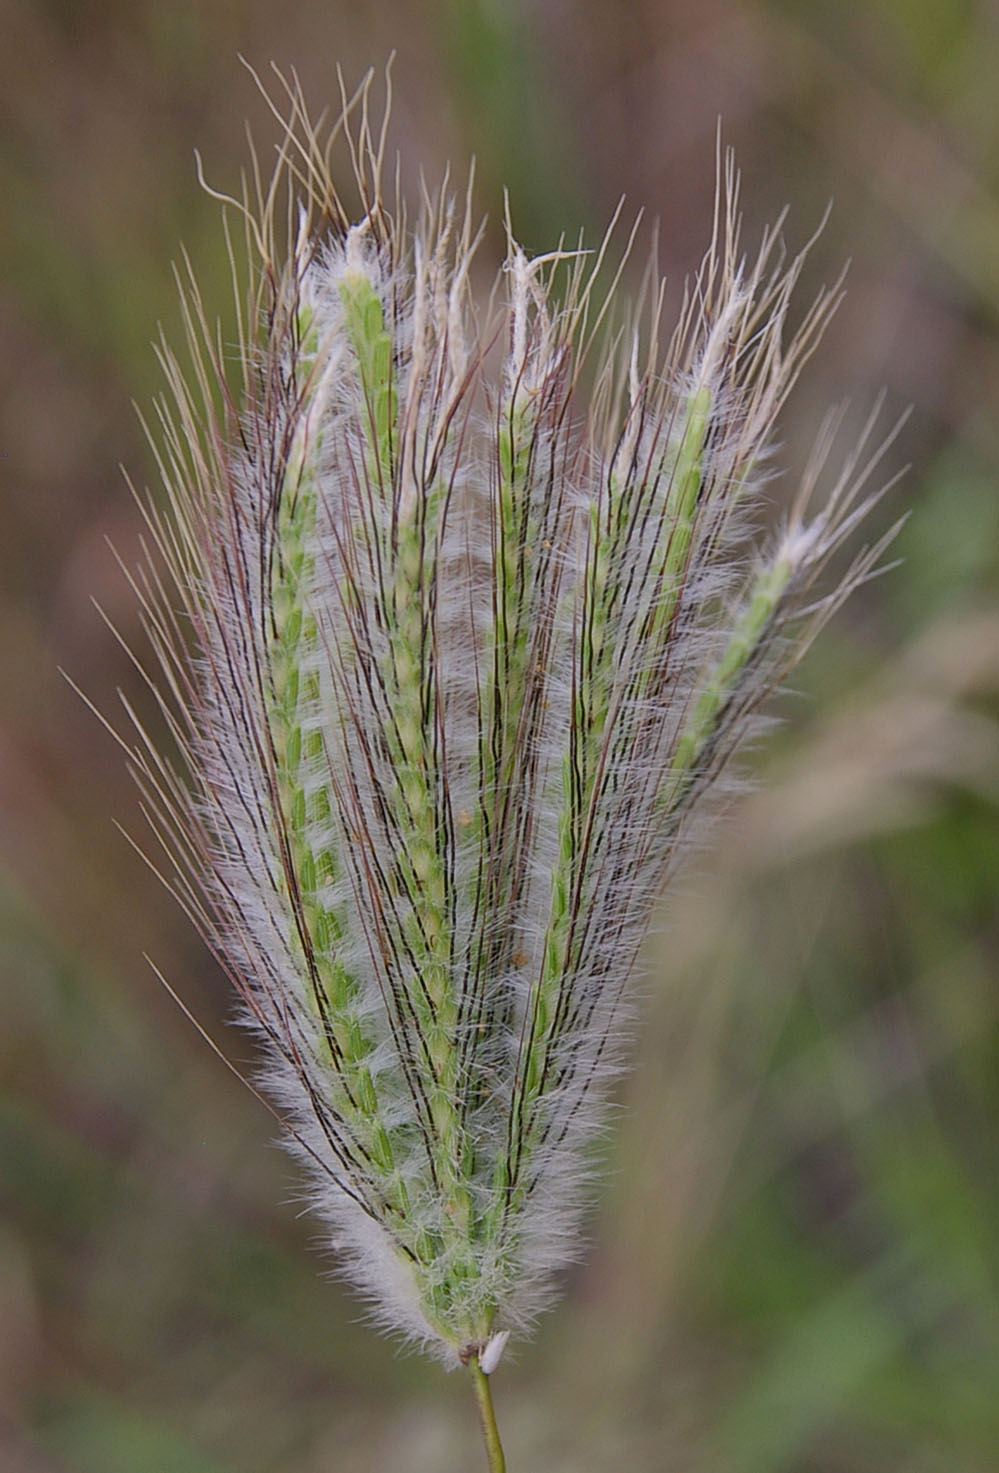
left=107, top=65, right=901, bottom=1370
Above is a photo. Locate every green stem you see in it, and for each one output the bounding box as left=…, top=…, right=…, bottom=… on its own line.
left=468, top=1358, right=506, bottom=1473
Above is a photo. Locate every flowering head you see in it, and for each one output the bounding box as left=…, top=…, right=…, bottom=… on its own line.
left=114, top=67, right=899, bottom=1373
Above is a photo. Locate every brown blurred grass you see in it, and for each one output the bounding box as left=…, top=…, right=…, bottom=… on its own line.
left=1, top=2, right=996, bottom=1469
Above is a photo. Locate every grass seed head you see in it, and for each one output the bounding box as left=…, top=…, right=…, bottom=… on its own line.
left=114, top=64, right=901, bottom=1366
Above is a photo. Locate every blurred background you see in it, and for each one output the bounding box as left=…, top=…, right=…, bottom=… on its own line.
left=1, top=1, right=996, bottom=1469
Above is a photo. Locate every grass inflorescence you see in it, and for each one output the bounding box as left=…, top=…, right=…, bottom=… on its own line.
left=99, top=61, right=902, bottom=1466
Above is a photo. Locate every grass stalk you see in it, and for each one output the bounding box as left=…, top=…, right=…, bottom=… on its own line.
left=467, top=1357, right=507, bottom=1473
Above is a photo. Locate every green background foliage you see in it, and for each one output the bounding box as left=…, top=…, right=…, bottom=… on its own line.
left=1, top=1, right=995, bottom=1468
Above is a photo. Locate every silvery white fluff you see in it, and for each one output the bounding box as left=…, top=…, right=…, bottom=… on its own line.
left=101, top=66, right=901, bottom=1379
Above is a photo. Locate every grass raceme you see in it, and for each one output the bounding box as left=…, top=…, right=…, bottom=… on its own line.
left=100, top=65, right=901, bottom=1470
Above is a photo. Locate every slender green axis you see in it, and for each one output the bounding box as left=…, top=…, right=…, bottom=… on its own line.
left=466, top=1357, right=506, bottom=1473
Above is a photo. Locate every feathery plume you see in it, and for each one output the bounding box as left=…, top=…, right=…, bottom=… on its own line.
left=100, top=64, right=901, bottom=1456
